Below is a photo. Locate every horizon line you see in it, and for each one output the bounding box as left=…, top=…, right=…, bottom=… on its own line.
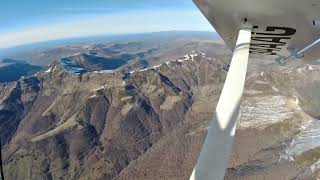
left=0, top=30, right=217, bottom=52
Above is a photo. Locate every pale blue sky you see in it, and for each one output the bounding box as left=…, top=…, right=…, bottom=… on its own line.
left=0, top=0, right=213, bottom=49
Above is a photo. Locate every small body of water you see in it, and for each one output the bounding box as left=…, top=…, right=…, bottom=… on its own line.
left=60, top=58, right=86, bottom=74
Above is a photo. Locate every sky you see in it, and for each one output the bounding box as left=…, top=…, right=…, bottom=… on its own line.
left=0, top=0, right=213, bottom=49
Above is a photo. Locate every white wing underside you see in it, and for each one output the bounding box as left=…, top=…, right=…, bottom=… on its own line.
left=194, top=0, right=320, bottom=62
left=191, top=1, right=320, bottom=179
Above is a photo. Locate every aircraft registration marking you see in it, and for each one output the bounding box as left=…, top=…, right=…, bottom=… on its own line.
left=250, top=26, right=297, bottom=56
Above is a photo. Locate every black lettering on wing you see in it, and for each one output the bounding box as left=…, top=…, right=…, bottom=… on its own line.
left=250, top=47, right=279, bottom=55
left=251, top=36, right=290, bottom=45
left=253, top=26, right=296, bottom=36
left=250, top=43, right=282, bottom=50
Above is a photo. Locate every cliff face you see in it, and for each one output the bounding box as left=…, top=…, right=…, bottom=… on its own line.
left=0, top=52, right=227, bottom=180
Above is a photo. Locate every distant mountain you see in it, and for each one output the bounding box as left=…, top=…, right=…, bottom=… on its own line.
left=0, top=31, right=219, bottom=58
left=0, top=31, right=227, bottom=67
left=0, top=59, right=42, bottom=83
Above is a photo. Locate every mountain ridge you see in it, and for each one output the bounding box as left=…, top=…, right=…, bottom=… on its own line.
left=0, top=51, right=228, bottom=180
left=1, top=51, right=320, bottom=179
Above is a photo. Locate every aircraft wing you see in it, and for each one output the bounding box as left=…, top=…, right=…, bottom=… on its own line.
left=194, top=0, right=320, bottom=63
left=190, top=1, right=320, bottom=180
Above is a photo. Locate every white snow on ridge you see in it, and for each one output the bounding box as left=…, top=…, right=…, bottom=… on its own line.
left=44, top=67, right=53, bottom=73
left=139, top=68, right=149, bottom=72
left=307, top=64, right=314, bottom=70
left=72, top=52, right=82, bottom=57
left=153, top=64, right=162, bottom=69
left=255, top=80, right=269, bottom=85
left=190, top=54, right=196, bottom=61
left=246, top=74, right=257, bottom=80
left=89, top=94, right=97, bottom=98
left=93, top=70, right=114, bottom=74
left=43, top=66, right=57, bottom=74
left=245, top=89, right=264, bottom=95
left=137, top=64, right=163, bottom=73
left=92, top=85, right=107, bottom=91
left=310, top=159, right=320, bottom=173
left=297, top=64, right=317, bottom=73
left=166, top=61, right=171, bottom=68
left=272, top=86, right=280, bottom=92
left=294, top=95, right=299, bottom=106
left=131, top=51, right=207, bottom=74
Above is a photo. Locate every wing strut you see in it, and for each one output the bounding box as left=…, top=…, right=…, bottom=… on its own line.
left=190, top=22, right=252, bottom=180
left=276, top=37, right=320, bottom=65
left=0, top=140, right=4, bottom=180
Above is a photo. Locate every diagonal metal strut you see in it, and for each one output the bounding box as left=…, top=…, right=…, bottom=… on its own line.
left=190, top=22, right=252, bottom=180
left=0, top=140, right=4, bottom=180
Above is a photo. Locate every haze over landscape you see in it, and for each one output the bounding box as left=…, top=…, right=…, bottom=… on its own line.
left=0, top=0, right=212, bottom=49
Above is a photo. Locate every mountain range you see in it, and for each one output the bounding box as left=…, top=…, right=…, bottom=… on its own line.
left=1, top=32, right=320, bottom=179
left=0, top=52, right=228, bottom=180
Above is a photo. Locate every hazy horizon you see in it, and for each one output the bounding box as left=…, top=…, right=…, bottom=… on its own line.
left=0, top=31, right=219, bottom=58
left=0, top=0, right=214, bottom=49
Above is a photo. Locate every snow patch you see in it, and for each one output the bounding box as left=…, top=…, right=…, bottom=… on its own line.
left=282, top=119, right=320, bottom=161
left=190, top=54, right=195, bottom=61
left=245, top=90, right=264, bottom=95
left=239, top=96, right=292, bottom=128
left=133, top=51, right=207, bottom=73
left=43, top=66, right=57, bottom=74
left=310, top=159, right=320, bottom=173
left=297, top=64, right=316, bottom=73
left=307, top=64, right=314, bottom=70
left=93, top=70, right=114, bottom=74
left=260, top=71, right=268, bottom=81
left=272, top=86, right=280, bottom=92
left=153, top=64, right=161, bottom=69
left=294, top=95, right=299, bottom=106
left=297, top=68, right=303, bottom=73
left=246, top=74, right=257, bottom=80
left=139, top=68, right=149, bottom=72
left=92, top=85, right=107, bottom=91
left=89, top=95, right=97, bottom=98
left=138, top=64, right=162, bottom=72
left=255, top=80, right=269, bottom=85
left=44, top=67, right=53, bottom=73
